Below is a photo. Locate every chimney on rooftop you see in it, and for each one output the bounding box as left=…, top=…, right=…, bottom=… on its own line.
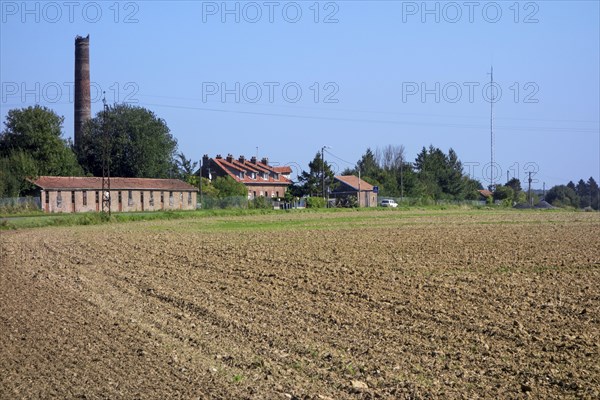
left=250, top=156, right=257, bottom=164
left=239, top=155, right=245, bottom=163
left=261, top=157, right=269, bottom=166
left=226, top=154, right=233, bottom=163
left=74, top=35, right=91, bottom=154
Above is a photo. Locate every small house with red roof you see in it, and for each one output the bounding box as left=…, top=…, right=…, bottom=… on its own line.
left=331, top=175, right=378, bottom=207
left=201, top=154, right=292, bottom=200
left=478, top=189, right=493, bottom=202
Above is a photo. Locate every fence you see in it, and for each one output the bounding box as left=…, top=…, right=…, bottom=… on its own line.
left=0, top=197, right=41, bottom=211
left=377, top=197, right=486, bottom=207
left=198, top=196, right=307, bottom=210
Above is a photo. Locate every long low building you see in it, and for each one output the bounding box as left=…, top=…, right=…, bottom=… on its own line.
left=30, top=176, right=198, bottom=213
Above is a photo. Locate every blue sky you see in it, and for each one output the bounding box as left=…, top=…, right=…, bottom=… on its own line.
left=1, top=0, right=599, bottom=188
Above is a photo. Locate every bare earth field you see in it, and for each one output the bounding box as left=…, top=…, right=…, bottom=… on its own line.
left=1, top=210, right=599, bottom=399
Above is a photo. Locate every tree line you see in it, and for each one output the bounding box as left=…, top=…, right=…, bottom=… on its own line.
left=1, top=104, right=598, bottom=210
left=1, top=105, right=180, bottom=197
left=291, top=145, right=483, bottom=201
left=546, top=178, right=599, bottom=210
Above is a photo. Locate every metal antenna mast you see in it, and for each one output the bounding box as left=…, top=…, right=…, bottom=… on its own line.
left=101, top=94, right=111, bottom=215
left=489, top=66, right=495, bottom=191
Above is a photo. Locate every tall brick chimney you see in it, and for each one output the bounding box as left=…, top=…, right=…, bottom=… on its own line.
left=74, top=35, right=91, bottom=153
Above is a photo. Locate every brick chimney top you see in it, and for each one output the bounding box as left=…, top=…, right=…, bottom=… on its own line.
left=261, top=157, right=269, bottom=165
left=250, top=156, right=257, bottom=164
left=239, top=155, right=246, bottom=163
left=216, top=154, right=222, bottom=159
left=226, top=154, right=233, bottom=163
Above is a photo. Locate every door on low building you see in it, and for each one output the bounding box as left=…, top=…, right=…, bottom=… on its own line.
left=44, top=191, right=50, bottom=213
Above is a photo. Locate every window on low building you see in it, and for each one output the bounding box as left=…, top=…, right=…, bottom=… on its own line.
left=149, top=191, right=154, bottom=206
left=188, top=192, right=192, bottom=205
left=169, top=191, right=174, bottom=206
left=95, top=191, right=99, bottom=204
left=118, top=191, right=122, bottom=204
left=128, top=190, right=133, bottom=206
left=83, top=191, right=87, bottom=206
left=160, top=192, right=164, bottom=203
left=45, top=191, right=50, bottom=205
left=71, top=191, right=76, bottom=204
left=179, top=192, right=183, bottom=204
left=57, top=191, right=62, bottom=207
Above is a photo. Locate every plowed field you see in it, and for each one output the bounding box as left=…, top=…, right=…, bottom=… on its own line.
left=1, top=210, right=599, bottom=399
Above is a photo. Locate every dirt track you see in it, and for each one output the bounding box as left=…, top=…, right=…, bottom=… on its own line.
left=1, top=210, right=599, bottom=399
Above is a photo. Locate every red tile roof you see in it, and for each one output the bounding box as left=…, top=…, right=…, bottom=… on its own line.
left=212, top=158, right=291, bottom=186
left=30, top=176, right=198, bottom=191
left=335, top=175, right=374, bottom=191
left=478, top=189, right=493, bottom=198
left=273, top=166, right=292, bottom=174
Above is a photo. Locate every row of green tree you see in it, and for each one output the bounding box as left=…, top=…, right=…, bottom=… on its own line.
left=291, top=145, right=483, bottom=201
left=546, top=178, right=599, bottom=210
left=0, top=105, right=198, bottom=197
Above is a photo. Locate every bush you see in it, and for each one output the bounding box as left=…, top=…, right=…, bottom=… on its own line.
left=203, top=196, right=248, bottom=209
left=306, top=197, right=326, bottom=208
left=249, top=196, right=271, bottom=209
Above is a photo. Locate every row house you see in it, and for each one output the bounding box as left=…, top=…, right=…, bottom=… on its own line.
left=201, top=154, right=292, bottom=199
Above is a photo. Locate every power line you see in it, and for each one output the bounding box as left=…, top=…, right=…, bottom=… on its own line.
left=139, top=102, right=599, bottom=134
left=136, top=94, right=600, bottom=125
left=1, top=99, right=598, bottom=134
left=324, top=149, right=355, bottom=167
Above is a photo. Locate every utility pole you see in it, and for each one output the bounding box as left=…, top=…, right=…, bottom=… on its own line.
left=358, top=169, right=361, bottom=207
left=322, top=146, right=325, bottom=200
left=101, top=93, right=111, bottom=216
left=400, top=155, right=404, bottom=200
left=543, top=182, right=546, bottom=199
left=321, top=145, right=330, bottom=202
left=199, top=158, right=203, bottom=209
left=528, top=171, right=533, bottom=207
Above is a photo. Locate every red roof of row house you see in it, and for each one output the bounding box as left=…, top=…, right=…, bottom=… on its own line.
left=210, top=155, right=292, bottom=186
left=30, top=176, right=198, bottom=191
left=334, top=175, right=375, bottom=191
left=478, top=189, right=493, bottom=198
left=273, top=166, right=292, bottom=175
